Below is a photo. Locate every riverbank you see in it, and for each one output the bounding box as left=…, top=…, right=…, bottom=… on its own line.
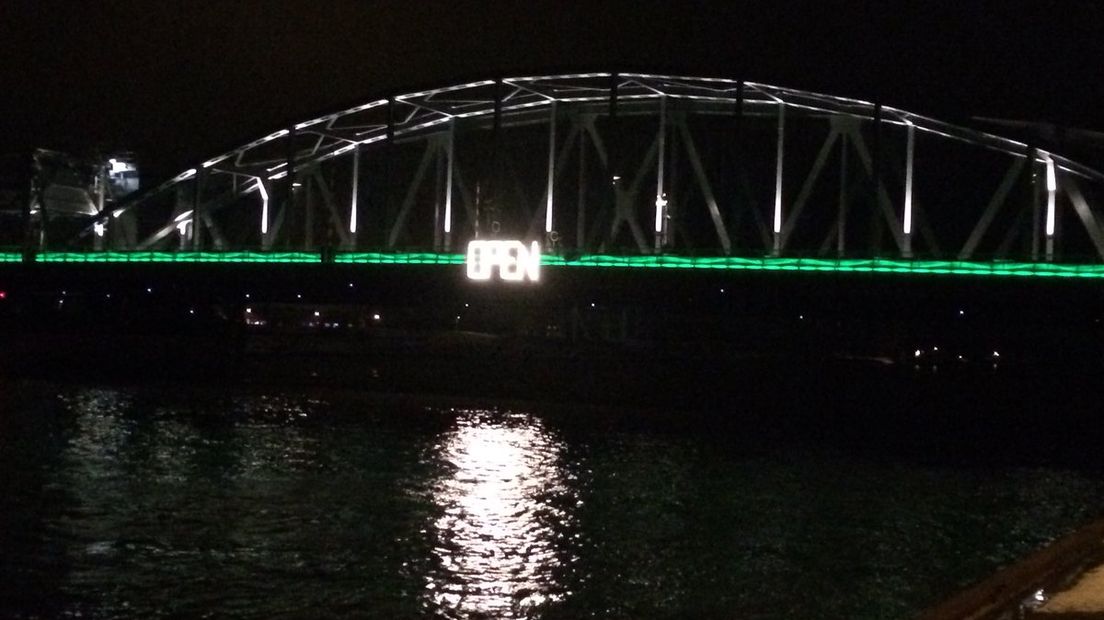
left=920, top=517, right=1104, bottom=619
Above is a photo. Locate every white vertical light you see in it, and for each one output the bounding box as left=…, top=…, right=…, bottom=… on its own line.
left=257, top=179, right=269, bottom=235
left=773, top=103, right=785, bottom=235
left=1045, top=155, right=1057, bottom=237
left=349, top=147, right=359, bottom=234
left=654, top=96, right=667, bottom=236
left=903, top=122, right=915, bottom=235
left=444, top=123, right=455, bottom=235
left=545, top=102, right=556, bottom=234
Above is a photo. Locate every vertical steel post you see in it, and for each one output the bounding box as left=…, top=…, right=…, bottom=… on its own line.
left=95, top=163, right=107, bottom=251
left=433, top=146, right=442, bottom=251
left=545, top=101, right=557, bottom=244
left=902, top=122, right=915, bottom=257
left=258, top=178, right=270, bottom=240
left=609, top=73, right=619, bottom=119
left=304, top=174, right=314, bottom=250
left=474, top=182, right=481, bottom=239
left=1030, top=148, right=1040, bottom=260
left=732, top=82, right=744, bottom=249
left=21, top=153, right=34, bottom=258
left=385, top=98, right=396, bottom=247
left=735, top=81, right=745, bottom=129
left=654, top=95, right=667, bottom=252
left=772, top=102, right=785, bottom=255
left=285, top=126, right=296, bottom=251
left=838, top=132, right=848, bottom=256
left=192, top=168, right=203, bottom=251
left=872, top=103, right=883, bottom=229
left=577, top=131, right=587, bottom=251
left=444, top=120, right=455, bottom=251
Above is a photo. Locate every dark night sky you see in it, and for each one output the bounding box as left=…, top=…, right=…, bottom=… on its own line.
left=3, top=0, right=1103, bottom=180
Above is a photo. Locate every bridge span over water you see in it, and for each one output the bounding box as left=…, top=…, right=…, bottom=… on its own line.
left=10, top=73, right=1104, bottom=280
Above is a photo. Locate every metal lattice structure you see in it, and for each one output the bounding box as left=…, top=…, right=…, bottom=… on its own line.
left=37, top=74, right=1104, bottom=268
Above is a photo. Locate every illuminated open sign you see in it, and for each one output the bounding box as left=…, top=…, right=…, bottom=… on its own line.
left=466, top=240, right=541, bottom=282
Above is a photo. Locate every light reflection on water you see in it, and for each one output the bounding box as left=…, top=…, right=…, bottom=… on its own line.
left=427, top=411, right=571, bottom=618
left=3, top=384, right=1104, bottom=619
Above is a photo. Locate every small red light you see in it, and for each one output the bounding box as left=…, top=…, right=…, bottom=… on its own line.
left=0, top=291, right=6, bottom=300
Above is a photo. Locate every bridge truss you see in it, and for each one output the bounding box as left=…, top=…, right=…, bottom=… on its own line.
left=22, top=74, right=1104, bottom=269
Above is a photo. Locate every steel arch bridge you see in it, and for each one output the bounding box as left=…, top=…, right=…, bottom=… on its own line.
left=14, top=73, right=1104, bottom=279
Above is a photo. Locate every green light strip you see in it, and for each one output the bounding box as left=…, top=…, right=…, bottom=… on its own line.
left=34, top=252, right=320, bottom=264
left=336, top=252, right=465, bottom=265
left=11, top=252, right=1104, bottom=279
left=549, top=255, right=1104, bottom=278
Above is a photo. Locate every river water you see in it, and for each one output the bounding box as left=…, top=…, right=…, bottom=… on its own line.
left=2, top=382, right=1102, bottom=619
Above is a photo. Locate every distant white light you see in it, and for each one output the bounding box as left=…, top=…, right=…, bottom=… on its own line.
left=313, top=310, right=320, bottom=317
left=108, top=159, right=132, bottom=174
left=296, top=293, right=302, bottom=299
left=654, top=196, right=667, bottom=233
left=992, top=351, right=1000, bottom=358
left=93, top=221, right=106, bottom=237
left=958, top=309, right=964, bottom=316
left=372, top=313, right=381, bottom=321
left=145, top=287, right=152, bottom=293
left=111, top=209, right=124, bottom=219
left=914, top=349, right=922, bottom=358
left=245, top=307, right=252, bottom=313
